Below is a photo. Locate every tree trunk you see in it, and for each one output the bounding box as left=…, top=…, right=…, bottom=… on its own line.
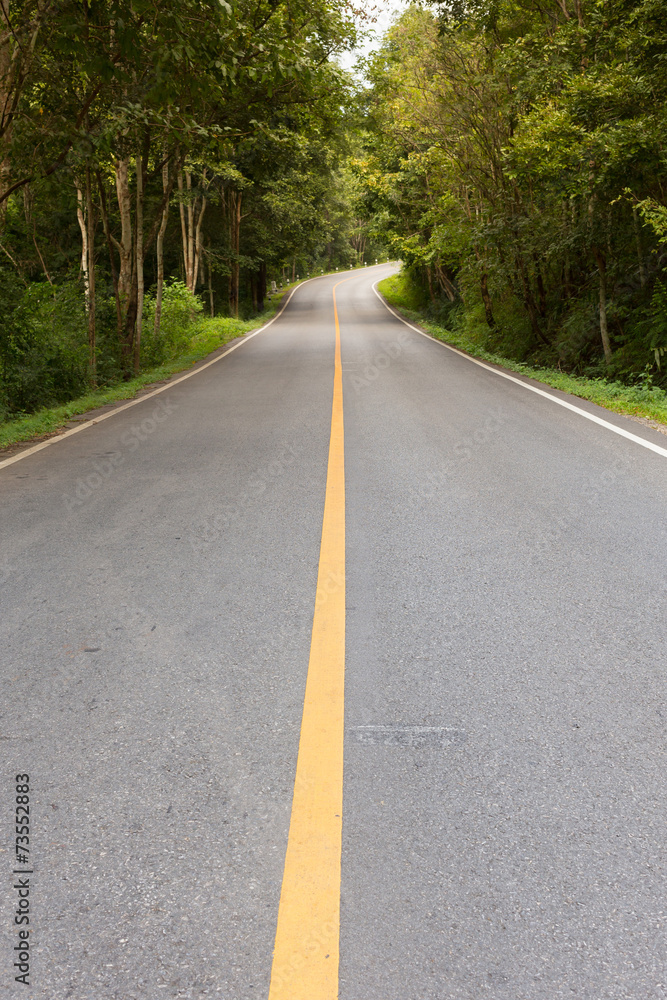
left=21, top=183, right=50, bottom=286
left=533, top=253, right=547, bottom=317
left=0, top=0, right=11, bottom=230
left=207, top=245, right=214, bottom=317
left=562, top=199, right=573, bottom=299
left=177, top=168, right=190, bottom=288
left=186, top=170, right=194, bottom=289
left=228, top=188, right=242, bottom=317
left=193, top=192, right=206, bottom=291
left=97, top=172, right=122, bottom=337
left=154, top=160, right=169, bottom=338
left=85, top=165, right=96, bottom=383
left=134, top=152, right=144, bottom=375
left=113, top=155, right=142, bottom=375
left=115, top=157, right=134, bottom=368
left=479, top=271, right=497, bottom=330
left=178, top=168, right=207, bottom=292
left=106, top=150, right=177, bottom=372
left=435, top=264, right=456, bottom=302
left=632, top=204, right=647, bottom=289
left=473, top=244, right=497, bottom=331
left=594, top=249, right=613, bottom=365
left=32, top=225, right=53, bottom=285
left=516, top=251, right=549, bottom=345
left=115, top=158, right=133, bottom=306
left=75, top=181, right=89, bottom=312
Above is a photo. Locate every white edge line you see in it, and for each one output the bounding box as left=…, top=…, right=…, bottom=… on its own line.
left=372, top=280, right=667, bottom=461
left=0, top=273, right=335, bottom=473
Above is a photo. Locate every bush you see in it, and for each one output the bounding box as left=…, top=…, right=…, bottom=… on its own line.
left=0, top=275, right=90, bottom=418
left=141, top=281, right=204, bottom=365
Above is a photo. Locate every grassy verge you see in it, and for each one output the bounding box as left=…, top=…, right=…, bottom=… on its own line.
left=0, top=266, right=392, bottom=452
left=378, top=272, right=667, bottom=428
left=0, top=294, right=290, bottom=451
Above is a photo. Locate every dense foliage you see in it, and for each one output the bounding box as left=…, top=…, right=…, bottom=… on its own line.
left=356, top=0, right=667, bottom=383
left=0, top=0, right=385, bottom=418
left=4, top=0, right=666, bottom=423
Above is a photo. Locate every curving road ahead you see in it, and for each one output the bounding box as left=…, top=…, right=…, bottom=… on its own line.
left=1, top=264, right=667, bottom=1000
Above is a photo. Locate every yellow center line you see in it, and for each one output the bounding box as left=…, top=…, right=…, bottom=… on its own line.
left=268, top=278, right=351, bottom=1000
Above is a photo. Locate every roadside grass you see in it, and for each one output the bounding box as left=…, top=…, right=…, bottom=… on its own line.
left=0, top=295, right=288, bottom=451
left=0, top=264, right=392, bottom=452
left=378, top=272, right=667, bottom=428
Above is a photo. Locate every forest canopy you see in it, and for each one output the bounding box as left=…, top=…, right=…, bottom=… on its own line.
left=2, top=0, right=666, bottom=424
left=0, top=0, right=384, bottom=418
left=356, top=0, right=667, bottom=382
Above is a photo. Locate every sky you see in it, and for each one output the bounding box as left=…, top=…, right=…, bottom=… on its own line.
left=338, top=0, right=410, bottom=73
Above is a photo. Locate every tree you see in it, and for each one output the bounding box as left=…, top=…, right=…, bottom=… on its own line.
left=357, top=0, right=667, bottom=378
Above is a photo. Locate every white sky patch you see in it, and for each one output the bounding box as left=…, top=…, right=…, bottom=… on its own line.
left=338, top=0, right=411, bottom=73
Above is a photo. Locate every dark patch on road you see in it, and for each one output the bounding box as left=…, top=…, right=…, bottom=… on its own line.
left=349, top=725, right=467, bottom=749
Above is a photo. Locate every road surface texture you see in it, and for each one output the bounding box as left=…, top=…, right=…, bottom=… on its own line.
left=1, top=264, right=667, bottom=1000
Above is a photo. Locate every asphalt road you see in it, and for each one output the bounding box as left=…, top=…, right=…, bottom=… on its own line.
left=2, top=264, right=667, bottom=1000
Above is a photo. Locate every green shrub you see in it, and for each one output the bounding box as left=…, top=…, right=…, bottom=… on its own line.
left=0, top=276, right=90, bottom=418
left=141, top=281, right=204, bottom=365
